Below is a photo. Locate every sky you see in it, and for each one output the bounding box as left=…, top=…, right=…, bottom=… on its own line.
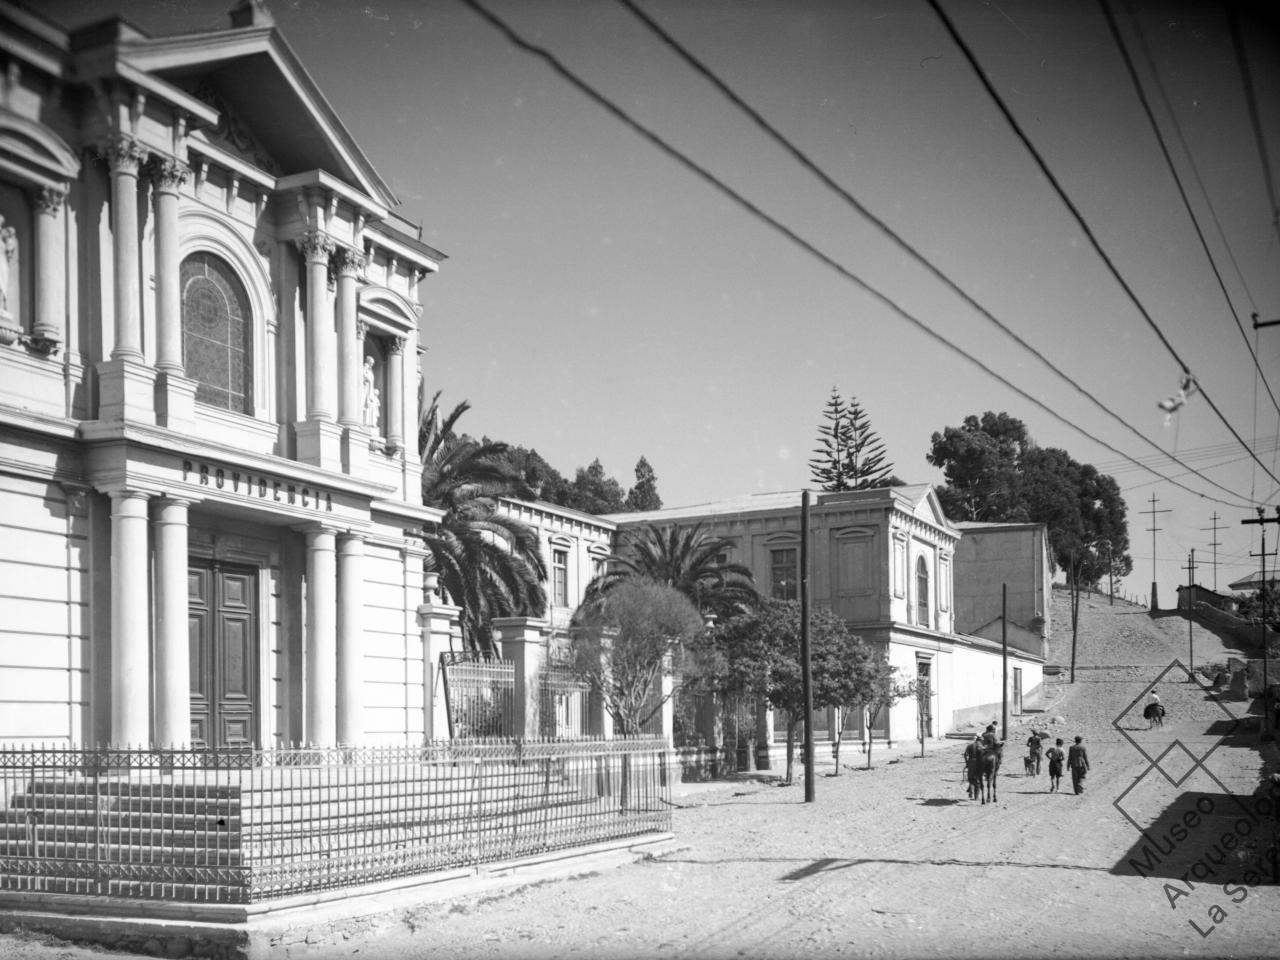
left=36, top=0, right=1280, bottom=608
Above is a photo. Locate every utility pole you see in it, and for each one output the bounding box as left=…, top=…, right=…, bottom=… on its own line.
left=1242, top=506, right=1279, bottom=741
left=1105, top=539, right=1115, bottom=605
left=1001, top=584, right=1009, bottom=741
left=1141, top=494, right=1172, bottom=611
left=800, top=490, right=814, bottom=801
left=1202, top=513, right=1223, bottom=592
left=1181, top=550, right=1196, bottom=677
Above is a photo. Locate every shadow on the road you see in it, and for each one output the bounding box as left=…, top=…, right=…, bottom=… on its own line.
left=908, top=797, right=962, bottom=806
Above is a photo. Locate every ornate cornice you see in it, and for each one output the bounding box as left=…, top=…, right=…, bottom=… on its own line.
left=102, top=134, right=147, bottom=174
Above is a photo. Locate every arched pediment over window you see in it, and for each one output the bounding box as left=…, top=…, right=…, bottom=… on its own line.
left=358, top=285, right=418, bottom=338
left=0, top=111, right=80, bottom=187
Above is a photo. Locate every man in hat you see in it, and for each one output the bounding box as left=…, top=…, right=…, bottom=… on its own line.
left=1067, top=735, right=1090, bottom=794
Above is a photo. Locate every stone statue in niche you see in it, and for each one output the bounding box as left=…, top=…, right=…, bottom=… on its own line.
left=0, top=217, right=18, bottom=344
left=362, top=356, right=381, bottom=431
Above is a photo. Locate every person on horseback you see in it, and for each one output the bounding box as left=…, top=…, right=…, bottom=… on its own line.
left=1146, top=688, right=1163, bottom=729
left=982, top=723, right=1000, bottom=749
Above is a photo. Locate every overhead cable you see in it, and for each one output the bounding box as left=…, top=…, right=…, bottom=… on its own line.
left=614, top=0, right=1257, bottom=508
left=1108, top=0, right=1280, bottom=422
left=457, top=0, right=1254, bottom=509
left=928, top=0, right=1280, bottom=493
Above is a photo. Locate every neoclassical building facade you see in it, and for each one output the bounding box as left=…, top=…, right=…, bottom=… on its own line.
left=606, top=486, right=1045, bottom=739
left=0, top=2, right=444, bottom=748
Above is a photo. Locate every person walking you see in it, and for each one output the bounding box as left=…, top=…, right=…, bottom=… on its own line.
left=963, top=735, right=983, bottom=799
left=1067, top=735, right=1090, bottom=795
left=1026, top=730, right=1043, bottom=776
left=1045, top=738, right=1065, bottom=792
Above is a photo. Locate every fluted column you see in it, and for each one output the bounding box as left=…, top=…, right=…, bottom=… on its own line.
left=334, top=249, right=364, bottom=429
left=150, top=158, right=189, bottom=373
left=31, top=185, right=67, bottom=354
left=305, top=527, right=337, bottom=745
left=297, top=231, right=336, bottom=421
left=106, top=135, right=147, bottom=361
left=153, top=498, right=191, bottom=747
left=386, top=336, right=405, bottom=453
left=110, top=491, right=152, bottom=745
left=336, top=533, right=364, bottom=744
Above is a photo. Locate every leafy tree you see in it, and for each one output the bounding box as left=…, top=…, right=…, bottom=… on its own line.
left=926, top=412, right=1030, bottom=521
left=497, top=443, right=573, bottom=504
left=713, top=600, right=898, bottom=784
left=809, top=388, right=898, bottom=490
left=565, top=458, right=626, bottom=515
left=418, top=390, right=547, bottom=653
left=623, top=456, right=663, bottom=512
left=586, top=522, right=760, bottom=623
left=569, top=579, right=708, bottom=735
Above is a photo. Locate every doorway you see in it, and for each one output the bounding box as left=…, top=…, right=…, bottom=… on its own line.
left=188, top=559, right=258, bottom=748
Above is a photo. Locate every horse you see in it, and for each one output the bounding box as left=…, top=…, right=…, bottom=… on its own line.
left=1143, top=702, right=1165, bottom=729
left=979, top=743, right=1003, bottom=804
left=965, top=753, right=982, bottom=800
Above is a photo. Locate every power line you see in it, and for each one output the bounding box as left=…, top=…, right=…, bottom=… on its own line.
left=1109, top=0, right=1280, bottom=422
left=612, top=0, right=1254, bottom=508
left=1226, top=2, right=1280, bottom=249
left=457, top=0, right=1254, bottom=509
left=927, top=0, right=1280, bottom=494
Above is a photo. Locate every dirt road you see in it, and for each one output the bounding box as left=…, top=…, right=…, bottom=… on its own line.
left=5, top=592, right=1279, bottom=959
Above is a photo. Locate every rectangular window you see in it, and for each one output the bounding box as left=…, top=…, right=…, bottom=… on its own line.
left=553, top=549, right=569, bottom=607
left=770, top=548, right=798, bottom=601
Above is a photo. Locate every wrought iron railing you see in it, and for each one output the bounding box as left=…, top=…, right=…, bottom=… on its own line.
left=439, top=653, right=516, bottom=738
left=539, top=661, right=593, bottom=738
left=0, top=739, right=671, bottom=903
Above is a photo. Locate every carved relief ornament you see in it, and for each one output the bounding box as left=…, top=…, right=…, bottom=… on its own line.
left=32, top=186, right=68, bottom=216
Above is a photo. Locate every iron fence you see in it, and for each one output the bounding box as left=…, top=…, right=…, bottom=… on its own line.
left=0, top=739, right=671, bottom=904
left=440, top=652, right=515, bottom=738
left=539, top=661, right=593, bottom=738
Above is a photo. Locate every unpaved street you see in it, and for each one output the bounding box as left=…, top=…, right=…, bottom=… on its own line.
left=5, top=593, right=1279, bottom=959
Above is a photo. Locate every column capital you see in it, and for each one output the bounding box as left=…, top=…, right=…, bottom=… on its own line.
left=388, top=336, right=406, bottom=355
left=102, top=134, right=148, bottom=174
left=333, top=247, right=366, bottom=278
left=32, top=185, right=68, bottom=215
left=356, top=319, right=368, bottom=341
left=295, top=230, right=335, bottom=265
left=148, top=156, right=190, bottom=194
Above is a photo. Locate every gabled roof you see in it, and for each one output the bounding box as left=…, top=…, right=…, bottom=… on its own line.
left=71, top=13, right=397, bottom=207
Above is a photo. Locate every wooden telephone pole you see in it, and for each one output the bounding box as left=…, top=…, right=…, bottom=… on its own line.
left=1181, top=550, right=1196, bottom=676
left=1242, top=507, right=1279, bottom=740
left=1141, top=494, right=1172, bottom=610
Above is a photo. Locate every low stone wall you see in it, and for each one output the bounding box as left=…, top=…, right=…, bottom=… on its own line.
left=1192, top=603, right=1279, bottom=651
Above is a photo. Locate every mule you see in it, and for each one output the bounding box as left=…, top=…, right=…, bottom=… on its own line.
left=1143, top=702, right=1165, bottom=729
left=979, top=743, right=1003, bottom=804
left=965, top=755, right=982, bottom=800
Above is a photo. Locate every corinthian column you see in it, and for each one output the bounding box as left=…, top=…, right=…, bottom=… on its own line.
left=31, top=186, right=67, bottom=354
left=105, top=135, right=147, bottom=361
left=150, top=158, right=190, bottom=373
left=334, top=248, right=365, bottom=429
left=305, top=527, right=338, bottom=745
left=386, top=336, right=405, bottom=454
left=297, top=231, right=336, bottom=421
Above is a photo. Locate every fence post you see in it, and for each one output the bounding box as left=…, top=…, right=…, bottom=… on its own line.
left=418, top=592, right=462, bottom=740
left=492, top=617, right=548, bottom=739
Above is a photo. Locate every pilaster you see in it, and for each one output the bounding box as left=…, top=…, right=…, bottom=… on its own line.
left=31, top=185, right=67, bottom=355
left=109, top=491, right=151, bottom=745
left=153, top=497, right=191, bottom=747
left=492, top=617, right=549, bottom=739
left=336, top=532, right=365, bottom=745
left=304, top=526, right=338, bottom=745
left=419, top=579, right=462, bottom=741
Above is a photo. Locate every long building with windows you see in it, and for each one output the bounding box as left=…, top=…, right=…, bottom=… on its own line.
left=607, top=486, right=1047, bottom=740
left=0, top=1, right=444, bottom=748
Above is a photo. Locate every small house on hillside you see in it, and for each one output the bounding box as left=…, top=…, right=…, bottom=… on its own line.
left=952, top=520, right=1051, bottom=659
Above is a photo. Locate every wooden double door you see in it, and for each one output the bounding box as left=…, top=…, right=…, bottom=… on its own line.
left=188, top=559, right=258, bottom=748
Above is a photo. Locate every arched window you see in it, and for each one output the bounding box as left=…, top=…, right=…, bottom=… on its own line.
left=181, top=252, right=253, bottom=414
left=916, top=556, right=929, bottom=627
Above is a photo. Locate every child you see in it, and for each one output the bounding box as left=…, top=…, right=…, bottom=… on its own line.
left=1045, top=738, right=1065, bottom=793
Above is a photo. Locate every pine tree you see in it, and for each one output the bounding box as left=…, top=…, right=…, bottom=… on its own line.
left=844, top=394, right=896, bottom=489
left=623, top=456, right=663, bottom=512
left=809, top=388, right=854, bottom=491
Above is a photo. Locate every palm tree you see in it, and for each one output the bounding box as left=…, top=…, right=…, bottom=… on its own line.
left=419, top=389, right=546, bottom=654
left=584, top=522, right=759, bottom=622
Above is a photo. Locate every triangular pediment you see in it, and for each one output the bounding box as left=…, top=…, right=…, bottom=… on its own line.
left=114, top=26, right=395, bottom=206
